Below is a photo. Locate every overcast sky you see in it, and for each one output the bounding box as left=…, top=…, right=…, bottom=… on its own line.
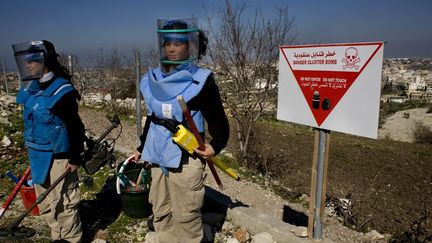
left=1, top=0, right=431, bottom=70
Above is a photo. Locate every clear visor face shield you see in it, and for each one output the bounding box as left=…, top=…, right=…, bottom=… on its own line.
left=157, top=18, right=199, bottom=65
left=12, top=41, right=46, bottom=82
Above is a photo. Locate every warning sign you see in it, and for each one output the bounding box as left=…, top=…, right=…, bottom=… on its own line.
left=277, top=42, right=384, bottom=139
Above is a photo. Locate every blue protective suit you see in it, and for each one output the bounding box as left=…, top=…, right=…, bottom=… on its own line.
left=140, top=63, right=211, bottom=168
left=16, top=77, right=76, bottom=184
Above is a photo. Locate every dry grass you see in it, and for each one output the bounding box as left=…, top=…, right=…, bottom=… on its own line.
left=413, top=122, right=432, bottom=144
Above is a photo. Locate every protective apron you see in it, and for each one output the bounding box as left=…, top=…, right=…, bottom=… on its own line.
left=16, top=77, right=75, bottom=184
left=140, top=63, right=211, bottom=169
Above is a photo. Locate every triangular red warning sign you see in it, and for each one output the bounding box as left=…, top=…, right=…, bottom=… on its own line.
left=281, top=43, right=382, bottom=126
left=290, top=70, right=359, bottom=126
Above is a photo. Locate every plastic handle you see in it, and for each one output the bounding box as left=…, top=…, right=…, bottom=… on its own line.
left=5, top=171, right=20, bottom=184
left=116, top=155, right=135, bottom=194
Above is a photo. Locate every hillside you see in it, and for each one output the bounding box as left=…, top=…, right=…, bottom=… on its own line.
left=0, top=100, right=431, bottom=242
left=78, top=105, right=432, bottom=241
left=246, top=116, right=432, bottom=241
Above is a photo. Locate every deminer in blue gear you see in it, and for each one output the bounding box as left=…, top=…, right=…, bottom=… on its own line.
left=135, top=18, right=229, bottom=243
left=13, top=40, right=84, bottom=242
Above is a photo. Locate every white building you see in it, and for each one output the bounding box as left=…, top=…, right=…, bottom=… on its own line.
left=409, top=76, right=427, bottom=92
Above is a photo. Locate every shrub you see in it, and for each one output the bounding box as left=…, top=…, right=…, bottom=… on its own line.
left=413, top=122, right=432, bottom=144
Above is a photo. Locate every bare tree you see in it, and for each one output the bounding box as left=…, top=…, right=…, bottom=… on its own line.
left=204, top=0, right=296, bottom=165
left=142, top=46, right=160, bottom=71
left=58, top=54, right=90, bottom=99
left=88, top=48, right=135, bottom=100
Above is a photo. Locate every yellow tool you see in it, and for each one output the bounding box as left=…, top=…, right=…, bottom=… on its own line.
left=208, top=156, right=240, bottom=181
left=172, top=125, right=240, bottom=181
left=172, top=125, right=199, bottom=155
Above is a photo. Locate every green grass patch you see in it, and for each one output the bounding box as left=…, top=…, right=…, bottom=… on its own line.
left=412, top=147, right=432, bottom=158
left=107, top=213, right=149, bottom=241
left=79, top=166, right=116, bottom=200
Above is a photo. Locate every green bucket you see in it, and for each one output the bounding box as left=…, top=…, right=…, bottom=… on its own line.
left=120, top=168, right=152, bottom=219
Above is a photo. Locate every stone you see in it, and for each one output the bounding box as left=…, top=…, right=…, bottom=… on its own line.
left=93, top=229, right=108, bottom=241
left=104, top=93, right=112, bottom=102
left=324, top=206, right=335, bottom=216
left=365, top=229, right=384, bottom=240
left=222, top=221, right=235, bottom=232
left=271, top=179, right=280, bottom=186
left=291, top=226, right=308, bottom=238
left=226, top=238, right=240, bottom=243
left=233, top=226, right=250, bottom=243
left=251, top=232, right=274, bottom=243
left=2, top=135, right=11, bottom=146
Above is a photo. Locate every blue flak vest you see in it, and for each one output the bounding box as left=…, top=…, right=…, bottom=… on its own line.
left=16, top=77, right=76, bottom=184
left=140, top=65, right=211, bottom=168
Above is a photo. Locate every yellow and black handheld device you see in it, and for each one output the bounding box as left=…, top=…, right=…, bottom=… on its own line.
left=172, top=124, right=199, bottom=154
left=172, top=125, right=240, bottom=181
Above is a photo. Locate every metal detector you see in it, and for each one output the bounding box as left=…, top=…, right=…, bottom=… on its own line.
left=81, top=113, right=121, bottom=174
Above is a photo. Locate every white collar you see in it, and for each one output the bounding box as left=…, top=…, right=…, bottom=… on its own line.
left=40, top=71, right=54, bottom=83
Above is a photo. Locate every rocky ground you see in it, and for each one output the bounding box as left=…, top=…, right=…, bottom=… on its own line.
left=1, top=96, right=431, bottom=242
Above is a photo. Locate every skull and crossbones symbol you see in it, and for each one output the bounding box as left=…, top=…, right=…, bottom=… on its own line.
left=342, top=47, right=360, bottom=70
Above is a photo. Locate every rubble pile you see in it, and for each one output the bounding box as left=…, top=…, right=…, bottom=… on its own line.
left=81, top=92, right=143, bottom=111
left=0, top=94, right=19, bottom=126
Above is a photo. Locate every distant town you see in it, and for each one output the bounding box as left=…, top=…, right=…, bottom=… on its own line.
left=382, top=58, right=432, bottom=103
left=2, top=58, right=432, bottom=104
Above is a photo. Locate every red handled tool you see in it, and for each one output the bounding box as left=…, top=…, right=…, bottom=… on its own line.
left=177, top=95, right=224, bottom=190
left=0, top=167, right=31, bottom=219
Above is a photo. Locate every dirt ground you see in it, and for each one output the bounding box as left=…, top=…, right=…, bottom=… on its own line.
left=379, top=108, right=432, bottom=142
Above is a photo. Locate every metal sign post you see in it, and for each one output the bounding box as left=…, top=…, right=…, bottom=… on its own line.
left=134, top=50, right=142, bottom=146
left=68, top=55, right=73, bottom=84
left=307, top=129, right=330, bottom=240
left=2, top=60, right=7, bottom=94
